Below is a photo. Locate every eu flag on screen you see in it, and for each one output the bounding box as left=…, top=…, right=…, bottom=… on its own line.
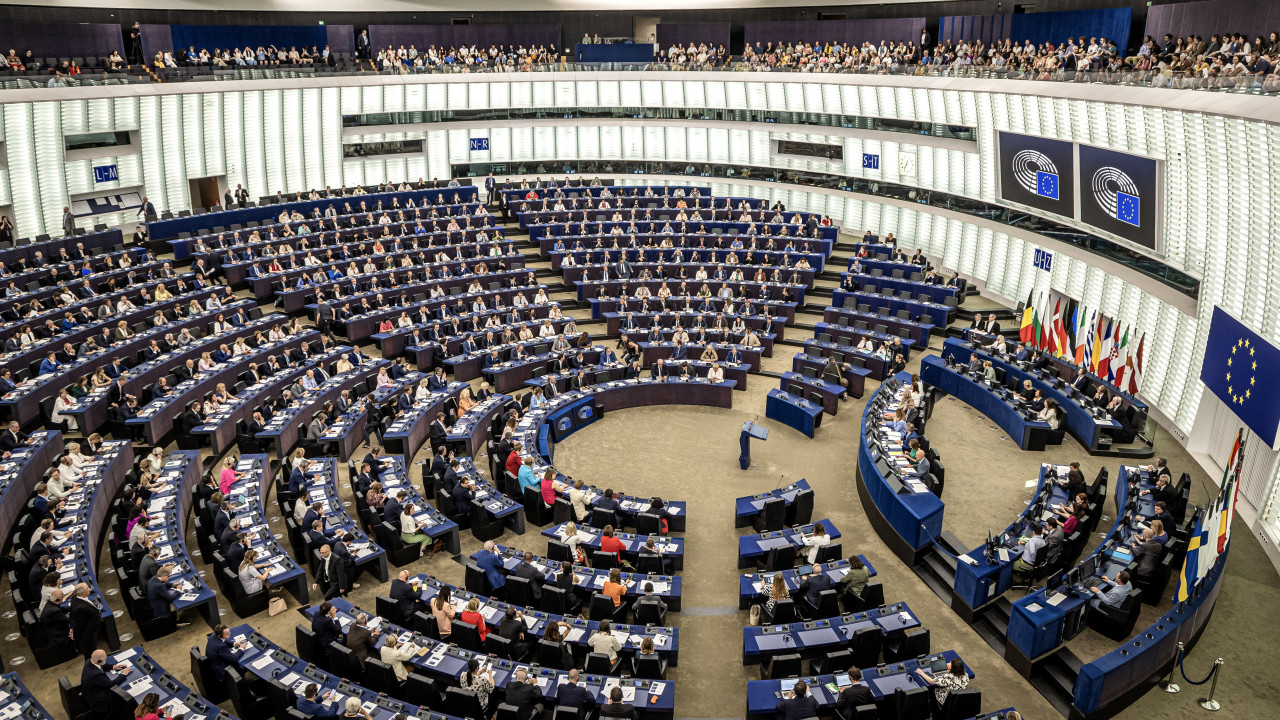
left=1201, top=307, right=1280, bottom=447
left=1116, top=192, right=1140, bottom=226
left=1035, top=171, right=1059, bottom=200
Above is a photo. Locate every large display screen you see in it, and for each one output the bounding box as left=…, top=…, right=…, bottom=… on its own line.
left=1078, top=143, right=1161, bottom=252
left=997, top=131, right=1076, bottom=218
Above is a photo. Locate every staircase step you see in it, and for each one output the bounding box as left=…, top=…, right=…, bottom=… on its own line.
left=1040, top=653, right=1082, bottom=696
left=937, top=530, right=969, bottom=556
left=792, top=322, right=816, bottom=332
left=912, top=559, right=955, bottom=603
left=757, top=370, right=785, bottom=381
left=971, top=618, right=1009, bottom=656
left=1028, top=671, right=1075, bottom=718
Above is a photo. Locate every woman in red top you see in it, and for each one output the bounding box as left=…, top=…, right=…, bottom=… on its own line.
left=1062, top=505, right=1086, bottom=535
left=134, top=693, right=163, bottom=720
left=459, top=597, right=488, bottom=641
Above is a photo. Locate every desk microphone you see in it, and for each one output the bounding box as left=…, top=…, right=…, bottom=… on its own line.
left=774, top=473, right=786, bottom=491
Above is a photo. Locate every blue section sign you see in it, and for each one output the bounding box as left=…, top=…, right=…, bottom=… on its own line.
left=862, top=153, right=879, bottom=170
left=469, top=137, right=490, bottom=152
left=1033, top=248, right=1053, bottom=272
left=93, top=165, right=119, bottom=183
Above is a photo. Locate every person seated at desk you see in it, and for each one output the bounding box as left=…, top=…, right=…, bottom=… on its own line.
left=1015, top=342, right=1034, bottom=364
left=1138, top=500, right=1175, bottom=532
left=990, top=333, right=1009, bottom=355
left=1148, top=519, right=1170, bottom=546
left=1088, top=570, right=1132, bottom=611
left=838, top=555, right=871, bottom=600
left=297, top=683, right=339, bottom=718
left=796, top=563, right=832, bottom=610
left=916, top=658, right=969, bottom=707
left=1142, top=473, right=1177, bottom=506
left=776, top=679, right=820, bottom=720
left=800, top=524, right=830, bottom=564
left=836, top=667, right=875, bottom=715
left=1018, top=379, right=1035, bottom=402
left=1012, top=524, right=1045, bottom=582
left=982, top=360, right=997, bottom=383
left=1038, top=398, right=1061, bottom=428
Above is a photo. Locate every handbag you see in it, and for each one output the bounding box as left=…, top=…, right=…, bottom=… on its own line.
left=748, top=605, right=762, bottom=627
left=268, top=595, right=288, bottom=616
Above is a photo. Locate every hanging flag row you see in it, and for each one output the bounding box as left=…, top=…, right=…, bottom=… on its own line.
left=1176, top=428, right=1244, bottom=603
left=1017, top=289, right=1147, bottom=396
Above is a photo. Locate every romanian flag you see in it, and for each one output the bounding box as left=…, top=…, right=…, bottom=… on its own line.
left=1019, top=293, right=1036, bottom=344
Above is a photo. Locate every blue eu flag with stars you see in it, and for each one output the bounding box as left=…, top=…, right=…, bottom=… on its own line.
left=1035, top=171, right=1059, bottom=200
left=1116, top=192, right=1140, bottom=226
left=1200, top=307, right=1280, bottom=447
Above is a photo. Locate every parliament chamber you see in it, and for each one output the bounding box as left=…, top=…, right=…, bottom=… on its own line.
left=1, top=2, right=1280, bottom=720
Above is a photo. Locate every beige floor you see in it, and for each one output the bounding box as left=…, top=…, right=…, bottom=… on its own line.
left=4, top=244, right=1276, bottom=720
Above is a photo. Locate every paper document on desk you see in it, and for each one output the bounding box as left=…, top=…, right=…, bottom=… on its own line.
left=601, top=679, right=635, bottom=702
left=125, top=678, right=156, bottom=699
left=1046, top=593, right=1067, bottom=606
left=565, top=627, right=585, bottom=642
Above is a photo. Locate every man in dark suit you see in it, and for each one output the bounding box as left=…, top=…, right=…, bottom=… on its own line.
left=69, top=583, right=101, bottom=658
left=796, top=563, right=832, bottom=609
left=1146, top=501, right=1175, bottom=532
left=556, top=668, right=596, bottom=717
left=1131, top=528, right=1164, bottom=579
left=147, top=567, right=187, bottom=625
left=313, top=543, right=348, bottom=600
left=650, top=358, right=669, bottom=380
left=485, top=174, right=497, bottom=206
left=383, top=490, right=405, bottom=528
left=204, top=624, right=246, bottom=681
left=1144, top=476, right=1177, bottom=506
left=510, top=550, right=545, bottom=602
left=344, top=612, right=379, bottom=668
left=389, top=570, right=420, bottom=623
left=835, top=667, right=874, bottom=716
left=225, top=533, right=248, bottom=571
left=505, top=669, right=545, bottom=717
left=776, top=680, right=821, bottom=720
left=40, top=588, right=72, bottom=648
left=81, top=650, right=129, bottom=718
left=429, top=412, right=449, bottom=446
left=311, top=601, right=343, bottom=650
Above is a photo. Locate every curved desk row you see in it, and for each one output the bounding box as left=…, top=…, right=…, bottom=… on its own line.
left=253, top=353, right=383, bottom=455
left=843, top=272, right=959, bottom=306
left=0, top=430, right=62, bottom=547
left=102, top=645, right=235, bottom=720
left=477, top=346, right=601, bottom=393
left=589, top=294, right=797, bottom=323
left=128, top=330, right=319, bottom=446
left=551, top=246, right=827, bottom=273
left=373, top=302, right=562, bottom=360
left=543, top=522, right=685, bottom=572
left=154, top=186, right=478, bottom=249
left=738, top=521, right=842, bottom=568
left=219, top=623, right=457, bottom=720
left=44, top=439, right=132, bottom=652
left=526, top=360, right=748, bottom=397
left=742, top=601, right=921, bottom=664
left=800, top=338, right=891, bottom=381
left=856, top=373, right=945, bottom=565
left=367, top=457, right=462, bottom=555
left=380, top=381, right=467, bottom=463
left=274, top=259, right=527, bottom=313
left=739, top=556, right=876, bottom=610
left=940, top=338, right=1122, bottom=453
left=4, top=297, right=259, bottom=428
left=920, top=355, right=1053, bottom=451
left=192, top=343, right=353, bottom=455
left=143, top=449, right=219, bottom=626
left=325, top=280, right=545, bottom=341
left=832, top=289, right=955, bottom=326
left=293, top=457, right=389, bottom=583
left=562, top=261, right=817, bottom=289
left=745, top=651, right=972, bottom=720
left=952, top=463, right=1067, bottom=619
left=319, top=370, right=426, bottom=463
left=822, top=305, right=936, bottom=346
left=575, top=277, right=806, bottom=305
left=490, top=543, right=682, bottom=610
left=0, top=672, right=57, bottom=720
left=606, top=309, right=784, bottom=337
left=224, top=455, right=309, bottom=604
left=385, top=574, right=680, bottom=663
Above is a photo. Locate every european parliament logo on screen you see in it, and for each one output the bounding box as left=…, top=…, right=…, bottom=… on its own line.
left=1012, top=150, right=1059, bottom=200
left=1200, top=307, right=1280, bottom=447
left=1077, top=144, right=1160, bottom=251
left=1091, top=167, right=1141, bottom=227
left=997, top=132, right=1074, bottom=217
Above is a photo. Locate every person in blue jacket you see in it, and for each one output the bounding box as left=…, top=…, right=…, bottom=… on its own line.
left=474, top=540, right=507, bottom=590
